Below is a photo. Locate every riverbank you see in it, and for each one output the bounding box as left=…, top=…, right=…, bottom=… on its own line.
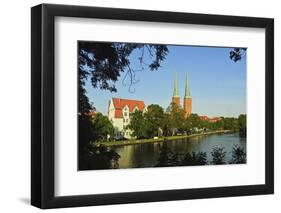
left=95, top=130, right=233, bottom=147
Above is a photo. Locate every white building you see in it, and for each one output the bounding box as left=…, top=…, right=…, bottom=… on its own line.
left=108, top=98, right=146, bottom=139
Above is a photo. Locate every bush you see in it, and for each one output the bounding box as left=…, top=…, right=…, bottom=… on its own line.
left=79, top=145, right=120, bottom=170
left=181, top=152, right=207, bottom=166
left=211, top=146, right=226, bottom=165
left=229, top=145, right=246, bottom=164
left=156, top=144, right=207, bottom=167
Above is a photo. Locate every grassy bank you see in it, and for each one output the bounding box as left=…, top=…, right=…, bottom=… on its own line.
left=95, top=130, right=233, bottom=147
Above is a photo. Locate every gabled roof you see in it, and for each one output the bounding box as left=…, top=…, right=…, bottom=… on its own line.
left=112, top=98, right=145, bottom=118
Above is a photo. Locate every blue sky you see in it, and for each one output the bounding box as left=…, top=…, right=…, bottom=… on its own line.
left=84, top=44, right=246, bottom=117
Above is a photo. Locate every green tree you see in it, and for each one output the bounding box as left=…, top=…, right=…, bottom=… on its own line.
left=211, top=146, right=226, bottom=165
left=128, top=104, right=165, bottom=139
left=214, top=119, right=224, bottom=130
left=145, top=104, right=164, bottom=137
left=166, top=103, right=185, bottom=134
left=222, top=117, right=238, bottom=131
left=156, top=147, right=208, bottom=167
left=91, top=113, right=114, bottom=142
left=188, top=113, right=202, bottom=130
left=127, top=110, right=147, bottom=139
left=181, top=152, right=207, bottom=166
left=79, top=42, right=169, bottom=93
left=79, top=145, right=120, bottom=170
left=162, top=113, right=172, bottom=136
left=79, top=113, right=95, bottom=153
left=183, top=116, right=192, bottom=134
left=238, top=114, right=247, bottom=136
left=229, top=145, right=246, bottom=164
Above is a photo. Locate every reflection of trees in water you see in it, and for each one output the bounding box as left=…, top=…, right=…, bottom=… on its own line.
left=116, top=143, right=159, bottom=168
left=156, top=143, right=246, bottom=167
left=79, top=142, right=246, bottom=170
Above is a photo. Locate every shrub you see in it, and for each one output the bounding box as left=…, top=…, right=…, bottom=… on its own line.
left=229, top=145, right=246, bottom=164
left=211, top=146, right=226, bottom=165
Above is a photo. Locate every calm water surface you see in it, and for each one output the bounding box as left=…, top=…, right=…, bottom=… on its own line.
left=113, top=133, right=246, bottom=169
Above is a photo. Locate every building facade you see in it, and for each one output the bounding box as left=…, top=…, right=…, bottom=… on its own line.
left=108, top=98, right=146, bottom=139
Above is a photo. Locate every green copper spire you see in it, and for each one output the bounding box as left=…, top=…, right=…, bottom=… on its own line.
left=185, top=72, right=191, bottom=98
left=173, top=71, right=179, bottom=97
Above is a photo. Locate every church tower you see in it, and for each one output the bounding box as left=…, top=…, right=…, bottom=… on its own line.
left=172, top=72, right=180, bottom=107
left=183, top=73, right=192, bottom=116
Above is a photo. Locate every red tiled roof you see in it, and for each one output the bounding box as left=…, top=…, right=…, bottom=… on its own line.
left=209, top=117, right=222, bottom=122
left=199, top=115, right=222, bottom=122
left=112, top=98, right=145, bottom=118
left=199, top=115, right=209, bottom=120
left=114, top=110, right=123, bottom=118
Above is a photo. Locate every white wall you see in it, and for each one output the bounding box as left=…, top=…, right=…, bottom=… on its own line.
left=0, top=0, right=279, bottom=212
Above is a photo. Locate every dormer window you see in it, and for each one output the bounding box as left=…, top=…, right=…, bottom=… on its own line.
left=133, top=106, right=139, bottom=112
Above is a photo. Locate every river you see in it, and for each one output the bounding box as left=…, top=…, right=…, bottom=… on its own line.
left=112, top=133, right=246, bottom=169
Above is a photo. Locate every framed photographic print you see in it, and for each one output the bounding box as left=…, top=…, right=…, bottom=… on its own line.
left=31, top=4, right=274, bottom=209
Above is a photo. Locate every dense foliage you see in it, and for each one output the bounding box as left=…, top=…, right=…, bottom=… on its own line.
left=79, top=145, right=120, bottom=170
left=156, top=144, right=246, bottom=167
left=238, top=114, right=247, bottom=136
left=128, top=102, right=247, bottom=139
left=229, top=145, right=246, bottom=164
left=211, top=146, right=227, bottom=165
left=91, top=113, right=114, bottom=142
left=229, top=48, right=247, bottom=62
left=127, top=104, right=165, bottom=138
left=79, top=42, right=169, bottom=93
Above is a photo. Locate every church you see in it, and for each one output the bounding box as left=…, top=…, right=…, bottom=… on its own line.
left=107, top=72, right=192, bottom=139
left=172, top=72, right=192, bottom=117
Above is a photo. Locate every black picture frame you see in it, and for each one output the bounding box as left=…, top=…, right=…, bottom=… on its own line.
left=31, top=3, right=274, bottom=209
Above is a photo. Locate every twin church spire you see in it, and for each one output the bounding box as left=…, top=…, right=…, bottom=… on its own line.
left=173, top=72, right=179, bottom=97
left=173, top=71, right=191, bottom=98
left=184, top=73, right=191, bottom=98
left=172, top=71, right=192, bottom=116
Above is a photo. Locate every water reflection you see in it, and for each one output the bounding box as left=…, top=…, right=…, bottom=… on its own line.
left=113, top=133, right=246, bottom=169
